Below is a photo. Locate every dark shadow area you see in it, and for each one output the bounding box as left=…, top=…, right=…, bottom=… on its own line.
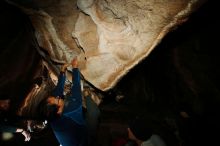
left=0, top=0, right=220, bottom=146
left=0, top=1, right=58, bottom=146
left=0, top=1, right=41, bottom=111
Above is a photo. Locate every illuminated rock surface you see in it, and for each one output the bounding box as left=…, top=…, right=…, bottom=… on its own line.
left=7, top=0, right=205, bottom=91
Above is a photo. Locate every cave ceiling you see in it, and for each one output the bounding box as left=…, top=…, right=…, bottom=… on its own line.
left=6, top=0, right=206, bottom=91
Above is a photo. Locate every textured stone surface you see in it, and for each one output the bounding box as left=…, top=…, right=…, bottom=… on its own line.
left=8, top=0, right=205, bottom=91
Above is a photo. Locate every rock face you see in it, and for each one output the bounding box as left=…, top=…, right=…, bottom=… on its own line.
left=7, top=0, right=205, bottom=91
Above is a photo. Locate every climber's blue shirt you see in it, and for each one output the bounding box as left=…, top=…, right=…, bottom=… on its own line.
left=50, top=68, right=88, bottom=146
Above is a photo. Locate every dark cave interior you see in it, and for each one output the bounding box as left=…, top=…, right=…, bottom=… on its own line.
left=1, top=0, right=220, bottom=146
